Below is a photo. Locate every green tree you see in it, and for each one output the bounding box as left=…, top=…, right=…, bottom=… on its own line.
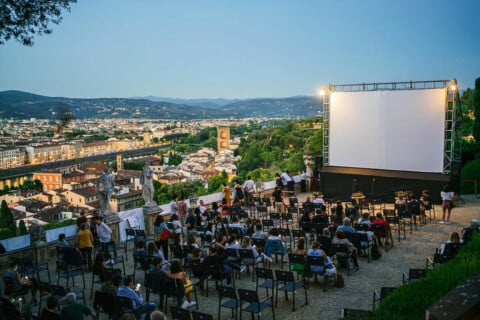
left=472, top=77, right=480, bottom=158
left=208, top=174, right=226, bottom=193
left=18, top=220, right=27, bottom=235
left=0, top=0, right=77, bottom=46
left=0, top=200, right=16, bottom=236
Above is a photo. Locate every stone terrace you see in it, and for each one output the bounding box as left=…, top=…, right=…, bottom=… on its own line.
left=2, top=194, right=479, bottom=320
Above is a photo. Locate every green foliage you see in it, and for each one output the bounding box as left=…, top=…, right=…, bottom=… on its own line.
left=153, top=180, right=208, bottom=205
left=0, top=227, right=15, bottom=240
left=460, top=159, right=480, bottom=194
left=20, top=179, right=43, bottom=191
left=247, top=168, right=274, bottom=182
left=0, top=0, right=77, bottom=46
left=0, top=200, right=16, bottom=235
left=366, top=233, right=480, bottom=320
left=168, top=153, right=183, bottom=166
left=208, top=174, right=227, bottom=193
left=18, top=220, right=27, bottom=235
left=236, top=118, right=322, bottom=178
left=124, top=161, right=145, bottom=170
left=84, top=134, right=109, bottom=143
left=41, top=219, right=76, bottom=231
left=473, top=77, right=480, bottom=158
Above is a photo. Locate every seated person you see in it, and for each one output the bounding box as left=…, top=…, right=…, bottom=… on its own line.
left=356, top=224, right=376, bottom=249
left=332, top=230, right=359, bottom=270
left=203, top=243, right=233, bottom=285
left=60, top=292, right=96, bottom=320
left=58, top=233, right=69, bottom=247
left=117, top=276, right=155, bottom=320
left=92, top=252, right=122, bottom=281
left=168, top=260, right=196, bottom=309
left=312, top=193, right=325, bottom=205
left=357, top=212, right=372, bottom=227
left=307, top=241, right=336, bottom=276
left=251, top=223, right=268, bottom=239
left=240, top=236, right=271, bottom=265
left=372, top=213, right=391, bottom=245
left=461, top=219, right=479, bottom=244
left=1, top=285, right=23, bottom=320
left=147, top=242, right=167, bottom=261
left=40, top=296, right=60, bottom=320
left=336, top=217, right=355, bottom=233
left=4, top=261, right=37, bottom=304
left=407, top=194, right=422, bottom=224
left=440, top=231, right=460, bottom=254
left=133, top=239, right=147, bottom=256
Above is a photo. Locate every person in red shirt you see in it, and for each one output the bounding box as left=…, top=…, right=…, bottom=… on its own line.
left=372, top=212, right=391, bottom=246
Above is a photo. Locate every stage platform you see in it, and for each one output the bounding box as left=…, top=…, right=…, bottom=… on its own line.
left=318, top=166, right=452, bottom=203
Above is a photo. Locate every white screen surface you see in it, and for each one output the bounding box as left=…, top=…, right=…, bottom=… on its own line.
left=328, top=88, right=446, bottom=173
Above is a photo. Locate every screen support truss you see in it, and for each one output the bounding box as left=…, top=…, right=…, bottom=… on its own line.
left=321, top=79, right=458, bottom=174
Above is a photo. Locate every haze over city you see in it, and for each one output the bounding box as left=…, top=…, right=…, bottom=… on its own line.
left=1, top=0, right=479, bottom=99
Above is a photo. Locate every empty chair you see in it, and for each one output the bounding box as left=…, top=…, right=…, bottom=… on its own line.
left=274, top=270, right=308, bottom=312
left=402, top=268, right=427, bottom=285
left=170, top=306, right=192, bottom=320
left=341, top=308, right=372, bottom=318
left=255, top=267, right=276, bottom=301
left=238, top=288, right=275, bottom=320
left=56, top=247, right=86, bottom=288
left=18, top=257, right=51, bottom=283
left=217, top=285, right=241, bottom=320
left=192, top=311, right=213, bottom=320
left=93, top=291, right=122, bottom=319
left=373, top=286, right=396, bottom=310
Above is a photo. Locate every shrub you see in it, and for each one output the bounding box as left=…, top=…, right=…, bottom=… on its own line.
left=460, top=159, right=480, bottom=194
left=0, top=227, right=15, bottom=240
left=365, top=233, right=480, bottom=320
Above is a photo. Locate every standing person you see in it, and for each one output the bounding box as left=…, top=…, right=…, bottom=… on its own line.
left=440, top=185, right=455, bottom=224
left=169, top=196, right=178, bottom=215
left=153, top=215, right=170, bottom=260
left=77, top=223, right=94, bottom=271
left=420, top=189, right=432, bottom=220
left=233, top=180, right=244, bottom=203
left=280, top=171, right=294, bottom=192
left=243, top=176, right=256, bottom=203
left=272, top=186, right=285, bottom=216
left=177, top=195, right=188, bottom=239
left=274, top=173, right=284, bottom=189
left=140, top=162, right=156, bottom=206
left=93, top=216, right=114, bottom=256
left=222, top=183, right=232, bottom=205
left=60, top=293, right=97, bottom=320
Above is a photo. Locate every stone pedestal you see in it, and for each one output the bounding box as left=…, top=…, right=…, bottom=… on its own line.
left=143, top=205, right=163, bottom=236
left=104, top=213, right=122, bottom=243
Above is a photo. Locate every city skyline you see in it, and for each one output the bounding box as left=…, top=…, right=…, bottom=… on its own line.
left=0, top=0, right=479, bottom=99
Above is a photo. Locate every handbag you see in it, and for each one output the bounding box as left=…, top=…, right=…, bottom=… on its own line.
left=160, top=228, right=172, bottom=241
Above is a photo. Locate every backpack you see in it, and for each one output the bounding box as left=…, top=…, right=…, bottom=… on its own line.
left=371, top=242, right=382, bottom=260
left=235, top=187, right=244, bottom=199
left=335, top=274, right=345, bottom=288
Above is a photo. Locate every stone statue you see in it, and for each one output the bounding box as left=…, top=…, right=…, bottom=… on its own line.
left=140, top=162, right=156, bottom=206
left=97, top=167, right=115, bottom=214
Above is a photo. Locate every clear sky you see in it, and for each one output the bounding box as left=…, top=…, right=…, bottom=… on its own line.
left=0, top=0, right=479, bottom=99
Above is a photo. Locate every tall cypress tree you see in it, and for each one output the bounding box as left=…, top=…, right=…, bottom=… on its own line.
left=472, top=77, right=480, bottom=158
left=0, top=200, right=17, bottom=235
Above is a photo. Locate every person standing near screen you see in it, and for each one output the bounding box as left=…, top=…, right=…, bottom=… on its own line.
left=440, top=185, right=454, bottom=224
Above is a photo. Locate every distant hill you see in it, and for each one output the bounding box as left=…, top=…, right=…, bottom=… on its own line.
left=0, top=90, right=323, bottom=120
left=132, top=96, right=242, bottom=109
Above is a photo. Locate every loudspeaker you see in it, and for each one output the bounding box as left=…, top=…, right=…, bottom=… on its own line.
left=315, top=156, right=323, bottom=169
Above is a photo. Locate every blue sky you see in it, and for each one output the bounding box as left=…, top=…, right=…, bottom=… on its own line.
left=0, top=0, right=479, bottom=99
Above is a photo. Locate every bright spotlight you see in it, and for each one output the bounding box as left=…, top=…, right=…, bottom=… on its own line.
left=318, top=89, right=326, bottom=97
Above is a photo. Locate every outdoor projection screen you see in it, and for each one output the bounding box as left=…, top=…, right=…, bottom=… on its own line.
left=328, top=88, right=446, bottom=173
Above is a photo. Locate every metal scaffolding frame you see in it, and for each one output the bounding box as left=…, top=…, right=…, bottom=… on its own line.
left=321, top=79, right=458, bottom=174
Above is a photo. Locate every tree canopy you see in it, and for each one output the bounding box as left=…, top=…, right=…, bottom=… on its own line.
left=0, top=0, right=76, bottom=46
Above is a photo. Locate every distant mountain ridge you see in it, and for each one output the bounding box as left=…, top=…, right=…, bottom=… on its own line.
left=132, top=96, right=242, bottom=109
left=0, top=90, right=323, bottom=120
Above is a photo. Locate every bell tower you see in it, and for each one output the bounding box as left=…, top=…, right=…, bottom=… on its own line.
left=117, top=153, right=124, bottom=171
left=217, top=127, right=230, bottom=153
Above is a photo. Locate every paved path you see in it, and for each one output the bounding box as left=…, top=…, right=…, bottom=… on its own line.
left=26, top=195, right=480, bottom=319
